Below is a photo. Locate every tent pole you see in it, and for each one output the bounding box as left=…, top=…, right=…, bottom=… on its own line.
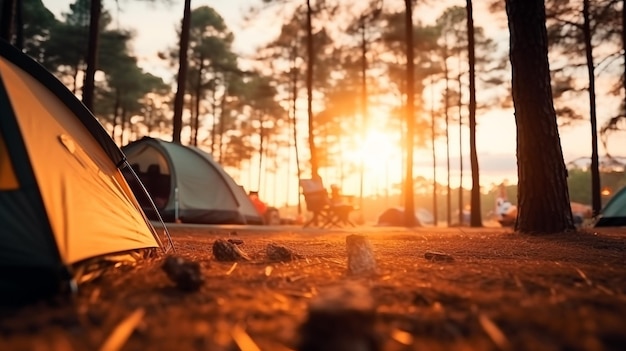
left=175, top=187, right=180, bottom=223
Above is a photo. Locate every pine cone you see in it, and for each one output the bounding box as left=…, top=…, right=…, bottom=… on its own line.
left=212, top=239, right=251, bottom=261
left=161, top=255, right=204, bottom=291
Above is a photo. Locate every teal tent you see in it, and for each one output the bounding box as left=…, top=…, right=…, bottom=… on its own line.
left=595, top=187, right=626, bottom=227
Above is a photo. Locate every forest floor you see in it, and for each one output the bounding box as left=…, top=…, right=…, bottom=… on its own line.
left=1, top=224, right=625, bottom=351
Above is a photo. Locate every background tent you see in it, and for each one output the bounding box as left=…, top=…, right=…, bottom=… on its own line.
left=122, top=137, right=263, bottom=225
left=377, top=207, right=424, bottom=227
left=0, top=40, right=167, bottom=303
left=595, top=187, right=626, bottom=227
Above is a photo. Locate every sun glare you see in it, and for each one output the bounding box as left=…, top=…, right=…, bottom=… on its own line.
left=342, top=129, right=403, bottom=194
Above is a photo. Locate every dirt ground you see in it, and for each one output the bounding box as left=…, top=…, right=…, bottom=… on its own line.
left=1, top=225, right=625, bottom=351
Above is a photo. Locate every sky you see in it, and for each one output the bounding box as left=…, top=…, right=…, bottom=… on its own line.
left=41, top=0, right=625, bottom=207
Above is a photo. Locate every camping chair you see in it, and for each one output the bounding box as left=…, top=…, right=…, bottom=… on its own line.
left=299, top=178, right=333, bottom=228
left=327, top=195, right=357, bottom=228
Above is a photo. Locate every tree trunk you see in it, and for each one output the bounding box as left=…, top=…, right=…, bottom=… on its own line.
left=192, top=57, right=205, bottom=147
left=14, top=0, right=22, bottom=49
left=111, top=89, right=120, bottom=142
left=441, top=37, right=451, bottom=227
left=291, top=46, right=302, bottom=214
left=257, top=112, right=265, bottom=192
left=457, top=70, right=464, bottom=226
left=83, top=0, right=101, bottom=111
left=623, top=0, right=626, bottom=121
left=403, top=0, right=416, bottom=227
left=210, top=84, right=218, bottom=153
left=306, top=0, right=319, bottom=180
left=120, top=107, right=127, bottom=146
left=359, top=18, right=367, bottom=221
left=0, top=0, right=16, bottom=42
left=505, top=0, right=575, bottom=233
left=218, top=77, right=228, bottom=163
left=583, top=0, right=601, bottom=216
left=466, top=0, right=482, bottom=227
left=172, top=0, right=191, bottom=144
left=188, top=95, right=196, bottom=145
left=430, top=73, right=438, bottom=225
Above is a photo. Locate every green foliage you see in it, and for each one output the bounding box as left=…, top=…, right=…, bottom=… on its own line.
left=545, top=0, right=622, bottom=127
left=21, top=0, right=58, bottom=60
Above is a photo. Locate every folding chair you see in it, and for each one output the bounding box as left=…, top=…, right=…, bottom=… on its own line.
left=299, top=178, right=332, bottom=228
left=328, top=196, right=356, bottom=228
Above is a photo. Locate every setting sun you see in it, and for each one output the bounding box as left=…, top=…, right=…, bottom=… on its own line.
left=339, top=128, right=404, bottom=196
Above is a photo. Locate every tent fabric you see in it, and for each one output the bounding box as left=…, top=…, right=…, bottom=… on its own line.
left=377, top=207, right=423, bottom=227
left=122, top=137, right=264, bottom=225
left=595, top=187, right=626, bottom=227
left=0, top=39, right=160, bottom=301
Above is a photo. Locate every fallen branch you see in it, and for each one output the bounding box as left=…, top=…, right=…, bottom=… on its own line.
left=478, top=313, right=511, bottom=351
left=99, top=308, right=145, bottom=351
left=226, top=262, right=238, bottom=275
left=231, top=324, right=261, bottom=351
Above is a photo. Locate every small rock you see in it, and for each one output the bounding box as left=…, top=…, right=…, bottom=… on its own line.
left=266, top=243, right=302, bottom=262
left=161, top=255, right=204, bottom=291
left=424, top=251, right=454, bottom=262
left=212, top=239, right=251, bottom=261
left=346, top=235, right=377, bottom=276
left=298, top=283, right=380, bottom=351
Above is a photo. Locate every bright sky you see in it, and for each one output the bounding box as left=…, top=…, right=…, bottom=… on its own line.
left=42, top=0, right=625, bottom=207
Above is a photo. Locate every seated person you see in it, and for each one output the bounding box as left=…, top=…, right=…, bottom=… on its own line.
left=249, top=191, right=268, bottom=216
left=329, top=184, right=354, bottom=224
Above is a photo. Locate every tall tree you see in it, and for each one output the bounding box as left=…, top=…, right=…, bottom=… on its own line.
left=82, top=0, right=101, bottom=111
left=172, top=0, right=191, bottom=144
left=305, top=0, right=319, bottom=179
left=466, top=0, right=482, bottom=227
left=582, top=0, right=601, bottom=216
left=403, top=0, right=416, bottom=226
left=505, top=0, right=575, bottom=233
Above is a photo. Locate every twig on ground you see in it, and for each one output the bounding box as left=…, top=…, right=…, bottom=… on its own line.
left=478, top=313, right=511, bottom=351
left=596, top=284, right=614, bottom=295
left=99, top=308, right=145, bottom=351
left=226, top=262, right=238, bottom=275
left=575, top=267, right=593, bottom=286
left=231, top=324, right=261, bottom=351
left=391, top=328, right=413, bottom=345
left=287, top=275, right=306, bottom=282
left=283, top=290, right=315, bottom=298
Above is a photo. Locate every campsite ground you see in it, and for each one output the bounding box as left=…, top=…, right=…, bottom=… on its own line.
left=1, top=224, right=625, bottom=351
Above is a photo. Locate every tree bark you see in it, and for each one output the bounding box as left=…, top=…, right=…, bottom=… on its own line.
left=457, top=68, right=464, bottom=226
left=443, top=46, right=451, bottom=227
left=430, top=73, right=438, bottom=225
left=306, top=0, right=319, bottom=179
left=172, top=0, right=191, bottom=144
left=466, top=0, right=482, bottom=227
left=403, top=0, right=416, bottom=226
left=14, top=0, right=22, bottom=49
left=290, top=45, right=302, bottom=214
left=582, top=0, right=601, bottom=216
left=83, top=0, right=101, bottom=111
left=623, top=0, right=626, bottom=121
left=505, top=0, right=575, bottom=233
